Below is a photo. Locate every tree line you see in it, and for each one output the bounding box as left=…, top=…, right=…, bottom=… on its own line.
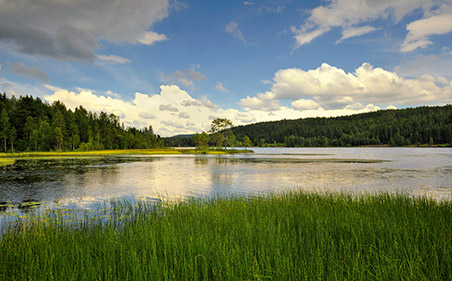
left=165, top=105, right=452, bottom=147
left=231, top=105, right=452, bottom=147
left=0, top=93, right=163, bottom=152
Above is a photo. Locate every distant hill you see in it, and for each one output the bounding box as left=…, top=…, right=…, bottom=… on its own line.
left=165, top=105, right=452, bottom=147
left=164, top=134, right=195, bottom=147
left=231, top=105, right=452, bottom=147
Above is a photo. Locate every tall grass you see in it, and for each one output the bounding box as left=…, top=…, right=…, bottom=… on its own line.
left=1, top=192, right=451, bottom=280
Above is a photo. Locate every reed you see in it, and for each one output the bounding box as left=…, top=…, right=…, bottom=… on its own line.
left=1, top=192, right=451, bottom=280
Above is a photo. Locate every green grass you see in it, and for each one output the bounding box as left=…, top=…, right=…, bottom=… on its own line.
left=0, top=148, right=253, bottom=161
left=0, top=158, right=15, bottom=166
left=1, top=192, right=451, bottom=280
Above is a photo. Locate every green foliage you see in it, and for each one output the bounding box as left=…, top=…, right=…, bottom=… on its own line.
left=0, top=109, right=10, bottom=152
left=209, top=118, right=234, bottom=148
left=0, top=93, right=162, bottom=152
left=231, top=105, right=452, bottom=147
left=243, top=135, right=253, bottom=147
left=1, top=192, right=451, bottom=280
left=193, top=131, right=209, bottom=150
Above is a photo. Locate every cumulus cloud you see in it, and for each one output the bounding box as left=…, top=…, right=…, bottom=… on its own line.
left=42, top=85, right=244, bottom=136
left=226, top=21, right=247, bottom=43
left=291, top=0, right=439, bottom=51
left=138, top=112, right=156, bottom=119
left=159, top=104, right=179, bottom=112
left=97, top=55, right=130, bottom=64
left=291, top=99, right=321, bottom=110
left=42, top=82, right=416, bottom=136
left=239, top=92, right=281, bottom=112
left=0, top=0, right=169, bottom=61
left=200, top=96, right=216, bottom=109
left=178, top=112, right=190, bottom=119
left=161, top=120, right=185, bottom=129
left=7, top=62, right=50, bottom=82
left=235, top=112, right=256, bottom=123
left=41, top=62, right=452, bottom=137
left=181, top=100, right=202, bottom=107
left=241, top=62, right=452, bottom=111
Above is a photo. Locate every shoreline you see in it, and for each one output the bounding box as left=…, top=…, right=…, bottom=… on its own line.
left=0, top=148, right=253, bottom=165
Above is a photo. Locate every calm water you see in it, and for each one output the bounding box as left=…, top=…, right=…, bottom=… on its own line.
left=1, top=148, right=452, bottom=209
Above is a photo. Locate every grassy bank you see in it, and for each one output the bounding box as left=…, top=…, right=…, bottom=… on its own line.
left=1, top=192, right=451, bottom=280
left=0, top=158, right=15, bottom=166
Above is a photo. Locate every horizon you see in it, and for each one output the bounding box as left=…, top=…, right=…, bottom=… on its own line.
left=1, top=0, right=452, bottom=137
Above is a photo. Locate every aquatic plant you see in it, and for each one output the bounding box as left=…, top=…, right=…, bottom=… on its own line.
left=1, top=192, right=451, bottom=280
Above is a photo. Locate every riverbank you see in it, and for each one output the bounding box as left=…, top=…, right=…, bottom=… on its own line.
left=0, top=148, right=253, bottom=164
left=1, top=192, right=451, bottom=280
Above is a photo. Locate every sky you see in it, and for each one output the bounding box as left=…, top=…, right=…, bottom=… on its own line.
left=1, top=0, right=452, bottom=137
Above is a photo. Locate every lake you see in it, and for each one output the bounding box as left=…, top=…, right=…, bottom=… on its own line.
left=1, top=147, right=451, bottom=210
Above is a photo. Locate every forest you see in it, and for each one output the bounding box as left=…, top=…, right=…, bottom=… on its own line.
left=166, top=105, right=452, bottom=147
left=0, top=93, right=163, bottom=152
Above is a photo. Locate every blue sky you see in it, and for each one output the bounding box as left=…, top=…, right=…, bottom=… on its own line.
left=1, top=0, right=452, bottom=136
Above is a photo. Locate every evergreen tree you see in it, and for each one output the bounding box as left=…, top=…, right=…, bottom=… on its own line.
left=0, top=109, right=10, bottom=152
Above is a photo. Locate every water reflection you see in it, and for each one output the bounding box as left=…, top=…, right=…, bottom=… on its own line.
left=0, top=148, right=451, bottom=211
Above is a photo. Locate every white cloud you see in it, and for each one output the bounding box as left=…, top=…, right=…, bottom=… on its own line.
left=337, top=25, right=380, bottom=43
left=242, top=62, right=452, bottom=111
left=402, top=11, right=452, bottom=52
left=139, top=112, right=156, bottom=119
left=0, top=0, right=169, bottom=61
left=41, top=62, right=452, bottom=137
left=138, top=31, right=168, bottom=45
left=239, top=92, right=281, bottom=112
left=161, top=120, right=185, bottom=129
left=291, top=27, right=331, bottom=50
left=200, top=96, right=216, bottom=109
left=159, top=104, right=179, bottom=112
left=244, top=1, right=254, bottom=6
left=178, top=112, right=190, bottom=119
left=181, top=100, right=202, bottom=107
left=97, top=55, right=130, bottom=64
left=291, top=0, right=438, bottom=50
left=216, top=81, right=228, bottom=92
left=226, top=21, right=247, bottom=43
left=42, top=85, right=246, bottom=136
left=105, top=90, right=121, bottom=99
left=235, top=112, right=256, bottom=123
left=291, top=99, right=321, bottom=110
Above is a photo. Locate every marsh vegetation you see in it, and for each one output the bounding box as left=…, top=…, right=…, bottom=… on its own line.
left=1, top=192, right=451, bottom=280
